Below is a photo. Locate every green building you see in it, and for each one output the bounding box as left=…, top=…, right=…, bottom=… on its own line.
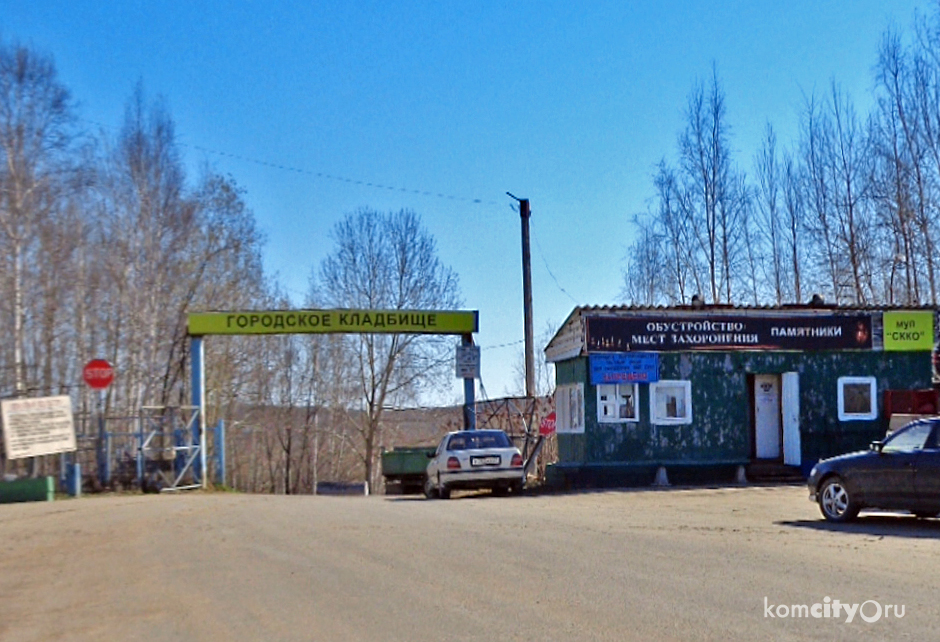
left=544, top=304, right=937, bottom=488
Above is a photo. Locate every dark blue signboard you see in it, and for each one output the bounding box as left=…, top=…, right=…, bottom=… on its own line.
left=589, top=353, right=660, bottom=385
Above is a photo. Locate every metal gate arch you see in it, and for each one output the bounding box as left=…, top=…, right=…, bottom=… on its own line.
left=188, top=309, right=480, bottom=489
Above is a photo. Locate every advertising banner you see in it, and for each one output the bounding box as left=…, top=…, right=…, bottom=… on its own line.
left=586, top=314, right=873, bottom=352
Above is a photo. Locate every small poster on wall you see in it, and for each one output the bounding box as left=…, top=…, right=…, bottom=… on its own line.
left=883, top=310, right=934, bottom=351
left=589, top=353, right=659, bottom=384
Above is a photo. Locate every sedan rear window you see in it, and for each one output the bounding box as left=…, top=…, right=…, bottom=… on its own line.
left=447, top=431, right=512, bottom=450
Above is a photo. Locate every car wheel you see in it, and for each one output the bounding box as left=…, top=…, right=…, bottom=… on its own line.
left=438, top=483, right=451, bottom=500
left=423, top=476, right=438, bottom=500
left=511, top=480, right=524, bottom=495
left=818, top=476, right=860, bottom=523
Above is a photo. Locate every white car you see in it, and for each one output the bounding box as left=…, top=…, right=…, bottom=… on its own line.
left=424, top=430, right=525, bottom=499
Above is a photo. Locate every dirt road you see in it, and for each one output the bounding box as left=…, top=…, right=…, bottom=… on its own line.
left=1, top=485, right=937, bottom=641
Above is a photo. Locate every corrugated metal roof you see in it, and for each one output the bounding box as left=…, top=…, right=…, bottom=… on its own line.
left=571, top=302, right=939, bottom=314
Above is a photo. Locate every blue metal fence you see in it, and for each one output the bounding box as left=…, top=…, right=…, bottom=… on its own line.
left=58, top=408, right=225, bottom=493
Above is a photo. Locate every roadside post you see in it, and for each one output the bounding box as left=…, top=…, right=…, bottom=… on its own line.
left=456, top=338, right=480, bottom=430
left=83, top=359, right=114, bottom=487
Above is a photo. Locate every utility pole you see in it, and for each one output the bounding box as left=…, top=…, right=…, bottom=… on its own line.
left=508, top=193, right=536, bottom=398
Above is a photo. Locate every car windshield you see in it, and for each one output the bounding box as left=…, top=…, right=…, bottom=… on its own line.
left=447, top=431, right=512, bottom=451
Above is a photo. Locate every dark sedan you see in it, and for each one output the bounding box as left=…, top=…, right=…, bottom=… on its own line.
left=807, top=417, right=940, bottom=522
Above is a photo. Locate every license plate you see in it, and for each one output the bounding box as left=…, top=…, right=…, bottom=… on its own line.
left=471, top=455, right=500, bottom=467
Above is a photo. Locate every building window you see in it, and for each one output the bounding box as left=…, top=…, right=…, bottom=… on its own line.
left=597, top=383, right=639, bottom=422
left=555, top=383, right=585, bottom=433
left=650, top=380, right=692, bottom=425
left=838, top=376, right=877, bottom=421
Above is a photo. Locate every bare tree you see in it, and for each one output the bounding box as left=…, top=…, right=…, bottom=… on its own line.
left=620, top=214, right=666, bottom=306
left=94, top=86, right=270, bottom=419
left=829, top=84, right=876, bottom=303
left=95, top=85, right=191, bottom=412
left=629, top=161, right=703, bottom=305
left=510, top=320, right=558, bottom=398
left=314, top=208, right=462, bottom=491
left=801, top=94, right=842, bottom=301
left=678, top=67, right=746, bottom=303
left=0, top=42, right=76, bottom=399
left=755, top=125, right=785, bottom=304
left=737, top=180, right=762, bottom=305
left=0, top=42, right=80, bottom=476
left=781, top=154, right=806, bottom=303
left=872, top=30, right=922, bottom=304
left=800, top=84, right=877, bottom=304
left=630, top=69, right=747, bottom=306
left=910, top=9, right=940, bottom=304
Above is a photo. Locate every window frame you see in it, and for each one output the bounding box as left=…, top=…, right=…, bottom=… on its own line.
left=596, top=382, right=639, bottom=423
left=649, top=380, right=692, bottom=425
left=555, top=383, right=585, bottom=434
left=837, top=376, right=878, bottom=421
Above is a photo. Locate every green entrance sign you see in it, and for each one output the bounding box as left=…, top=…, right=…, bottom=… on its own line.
left=187, top=309, right=479, bottom=336
left=883, top=311, right=934, bottom=351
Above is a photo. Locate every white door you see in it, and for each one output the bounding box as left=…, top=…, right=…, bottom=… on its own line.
left=754, top=375, right=781, bottom=459
left=782, top=372, right=801, bottom=466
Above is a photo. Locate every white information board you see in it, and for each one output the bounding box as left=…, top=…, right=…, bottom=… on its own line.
left=455, top=345, right=481, bottom=379
left=1, top=395, right=76, bottom=460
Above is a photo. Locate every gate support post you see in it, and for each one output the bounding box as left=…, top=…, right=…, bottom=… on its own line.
left=190, top=335, right=207, bottom=489
left=462, top=333, right=476, bottom=431
left=215, top=419, right=226, bottom=487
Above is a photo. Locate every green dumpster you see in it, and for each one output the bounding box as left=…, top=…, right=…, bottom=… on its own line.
left=381, top=447, right=435, bottom=494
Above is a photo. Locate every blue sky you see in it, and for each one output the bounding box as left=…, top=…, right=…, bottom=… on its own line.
left=2, top=0, right=929, bottom=403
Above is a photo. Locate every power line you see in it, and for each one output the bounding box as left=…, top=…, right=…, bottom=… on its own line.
left=190, top=144, right=501, bottom=206
left=80, top=118, right=500, bottom=207
left=479, top=339, right=524, bottom=351
left=531, top=219, right=579, bottom=305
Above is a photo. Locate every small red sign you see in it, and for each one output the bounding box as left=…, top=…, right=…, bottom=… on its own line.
left=83, top=359, right=114, bottom=390
left=539, top=411, right=556, bottom=436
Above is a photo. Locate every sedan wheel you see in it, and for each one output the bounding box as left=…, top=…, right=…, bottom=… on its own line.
left=818, top=476, right=859, bottom=523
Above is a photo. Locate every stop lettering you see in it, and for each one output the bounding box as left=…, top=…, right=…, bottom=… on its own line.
left=83, top=359, right=114, bottom=389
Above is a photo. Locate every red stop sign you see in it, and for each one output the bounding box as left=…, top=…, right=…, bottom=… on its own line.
left=539, top=411, right=556, bottom=436
left=83, top=359, right=114, bottom=389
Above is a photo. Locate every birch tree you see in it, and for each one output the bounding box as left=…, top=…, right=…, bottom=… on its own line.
left=0, top=41, right=76, bottom=399
left=755, top=125, right=785, bottom=304
left=678, top=68, right=749, bottom=304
